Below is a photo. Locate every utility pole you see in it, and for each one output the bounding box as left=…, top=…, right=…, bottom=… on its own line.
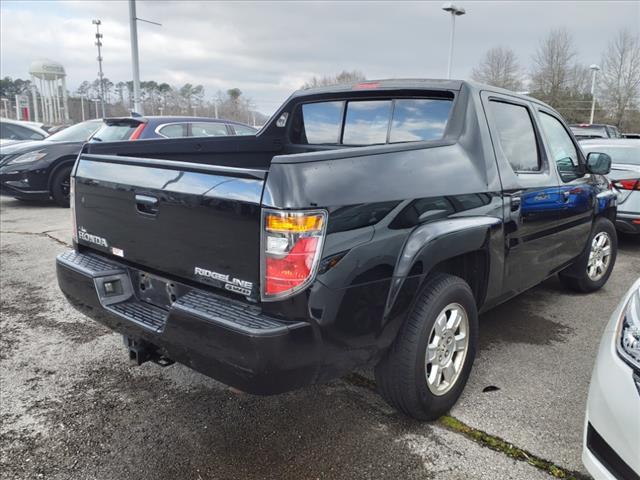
left=589, top=64, right=600, bottom=125
left=128, top=0, right=143, bottom=114
left=93, top=19, right=106, bottom=118
left=80, top=94, right=86, bottom=121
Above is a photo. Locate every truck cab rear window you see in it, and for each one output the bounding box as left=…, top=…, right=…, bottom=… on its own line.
left=292, top=97, right=452, bottom=146
left=343, top=100, right=392, bottom=145
left=300, top=101, right=343, bottom=144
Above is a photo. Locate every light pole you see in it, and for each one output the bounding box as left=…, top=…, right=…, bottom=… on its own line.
left=442, top=3, right=466, bottom=79
left=128, top=0, right=161, bottom=115
left=589, top=64, right=600, bottom=125
left=93, top=19, right=106, bottom=118
left=128, top=1, right=142, bottom=114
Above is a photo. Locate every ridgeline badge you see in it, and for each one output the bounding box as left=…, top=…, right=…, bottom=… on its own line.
left=194, top=266, right=253, bottom=296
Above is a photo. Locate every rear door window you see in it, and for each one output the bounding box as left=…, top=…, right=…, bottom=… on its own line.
left=191, top=122, right=229, bottom=137
left=488, top=100, right=540, bottom=172
left=343, top=100, right=392, bottom=145
left=157, top=124, right=187, bottom=138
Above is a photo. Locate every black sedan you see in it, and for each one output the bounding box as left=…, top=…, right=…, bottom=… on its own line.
left=0, top=120, right=102, bottom=206
left=0, top=116, right=257, bottom=207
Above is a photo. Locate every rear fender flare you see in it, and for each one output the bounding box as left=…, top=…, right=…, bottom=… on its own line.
left=385, top=217, right=501, bottom=317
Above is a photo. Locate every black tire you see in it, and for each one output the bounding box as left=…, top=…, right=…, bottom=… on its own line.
left=50, top=166, right=72, bottom=207
left=375, top=273, right=478, bottom=420
left=558, top=217, right=617, bottom=293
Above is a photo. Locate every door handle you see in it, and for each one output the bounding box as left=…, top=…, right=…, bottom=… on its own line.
left=510, top=195, right=521, bottom=212
left=135, top=194, right=159, bottom=215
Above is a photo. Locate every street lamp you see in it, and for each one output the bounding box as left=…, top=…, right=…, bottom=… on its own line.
left=589, top=64, right=600, bottom=125
left=442, top=3, right=466, bottom=79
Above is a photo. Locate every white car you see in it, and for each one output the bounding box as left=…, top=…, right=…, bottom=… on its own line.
left=583, top=277, right=640, bottom=480
left=0, top=118, right=49, bottom=146
left=581, top=139, right=640, bottom=236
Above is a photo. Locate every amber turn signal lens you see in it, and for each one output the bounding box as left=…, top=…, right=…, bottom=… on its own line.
left=265, top=213, right=325, bottom=233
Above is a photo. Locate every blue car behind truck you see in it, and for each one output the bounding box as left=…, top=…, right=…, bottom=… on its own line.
left=57, top=79, right=617, bottom=420
left=0, top=116, right=257, bottom=206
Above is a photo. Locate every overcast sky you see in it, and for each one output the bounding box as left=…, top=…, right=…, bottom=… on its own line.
left=1, top=0, right=638, bottom=115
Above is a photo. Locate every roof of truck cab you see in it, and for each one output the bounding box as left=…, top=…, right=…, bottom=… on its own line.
left=292, top=78, right=543, bottom=106
left=293, top=78, right=464, bottom=96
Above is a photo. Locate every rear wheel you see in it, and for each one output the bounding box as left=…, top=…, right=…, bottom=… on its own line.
left=51, top=166, right=72, bottom=207
left=375, top=273, right=478, bottom=420
left=559, top=217, right=617, bottom=293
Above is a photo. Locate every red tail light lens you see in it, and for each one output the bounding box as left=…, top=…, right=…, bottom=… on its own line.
left=129, top=123, right=145, bottom=140
left=261, top=210, right=327, bottom=300
left=612, top=179, right=640, bottom=191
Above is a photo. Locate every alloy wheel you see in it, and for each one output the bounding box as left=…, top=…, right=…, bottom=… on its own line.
left=587, top=231, right=612, bottom=281
left=425, top=303, right=469, bottom=396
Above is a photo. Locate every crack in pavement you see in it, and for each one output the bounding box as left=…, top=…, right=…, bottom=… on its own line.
left=342, top=373, right=588, bottom=480
left=0, top=230, right=71, bottom=248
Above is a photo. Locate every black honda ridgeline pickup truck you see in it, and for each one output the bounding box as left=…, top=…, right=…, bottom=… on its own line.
left=57, top=80, right=618, bottom=419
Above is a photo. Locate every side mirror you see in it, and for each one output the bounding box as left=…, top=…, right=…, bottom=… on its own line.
left=586, top=152, right=612, bottom=175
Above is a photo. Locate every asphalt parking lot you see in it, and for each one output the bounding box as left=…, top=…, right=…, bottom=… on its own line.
left=1, top=195, right=638, bottom=480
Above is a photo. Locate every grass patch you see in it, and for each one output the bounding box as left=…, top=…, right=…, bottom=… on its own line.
left=439, top=416, right=589, bottom=479
left=342, top=373, right=590, bottom=479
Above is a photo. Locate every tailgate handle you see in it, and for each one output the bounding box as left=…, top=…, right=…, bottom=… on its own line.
left=135, top=194, right=159, bottom=215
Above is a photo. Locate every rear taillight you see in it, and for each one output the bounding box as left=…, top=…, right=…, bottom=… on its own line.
left=261, top=209, right=327, bottom=300
left=129, top=123, right=145, bottom=140
left=612, top=179, right=640, bottom=191
left=70, top=177, right=77, bottom=243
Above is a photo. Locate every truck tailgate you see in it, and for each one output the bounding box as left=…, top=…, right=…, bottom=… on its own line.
left=73, top=154, right=266, bottom=299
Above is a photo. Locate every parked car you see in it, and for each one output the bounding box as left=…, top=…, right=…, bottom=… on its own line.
left=622, top=132, right=640, bottom=139
left=583, top=277, right=640, bottom=480
left=56, top=79, right=617, bottom=420
left=0, top=118, right=49, bottom=145
left=0, top=119, right=102, bottom=206
left=580, top=139, right=640, bottom=235
left=0, top=116, right=257, bottom=207
left=91, top=116, right=257, bottom=142
left=570, top=123, right=622, bottom=140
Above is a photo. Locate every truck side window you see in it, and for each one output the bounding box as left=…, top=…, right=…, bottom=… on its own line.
left=390, top=99, right=452, bottom=142
left=489, top=101, right=540, bottom=172
left=538, top=112, right=579, bottom=173
left=300, top=101, right=344, bottom=144
left=343, top=100, right=392, bottom=145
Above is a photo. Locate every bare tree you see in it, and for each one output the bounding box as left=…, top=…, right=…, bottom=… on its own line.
left=600, top=29, right=640, bottom=128
left=471, top=47, right=523, bottom=90
left=302, top=70, right=366, bottom=89
left=530, top=28, right=577, bottom=107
